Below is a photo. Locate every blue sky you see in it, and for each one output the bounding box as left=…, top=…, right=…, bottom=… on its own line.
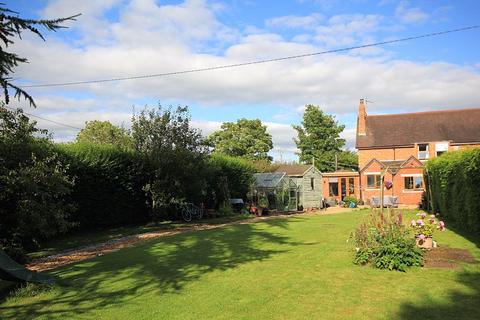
left=5, top=0, right=480, bottom=160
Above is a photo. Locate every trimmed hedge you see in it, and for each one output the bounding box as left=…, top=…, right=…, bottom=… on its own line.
left=204, top=154, right=256, bottom=209
left=425, top=148, right=480, bottom=233
left=56, top=143, right=152, bottom=229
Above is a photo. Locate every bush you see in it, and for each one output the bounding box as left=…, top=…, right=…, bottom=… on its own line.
left=425, top=148, right=480, bottom=233
left=0, top=107, right=75, bottom=258
left=352, top=211, right=423, bottom=272
left=55, top=143, right=151, bottom=229
left=204, top=154, right=255, bottom=210
left=343, top=195, right=358, bottom=207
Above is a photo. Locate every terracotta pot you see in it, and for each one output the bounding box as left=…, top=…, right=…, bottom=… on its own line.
left=416, top=237, right=433, bottom=249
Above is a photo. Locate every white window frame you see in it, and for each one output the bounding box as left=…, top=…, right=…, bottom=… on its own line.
left=417, top=143, right=429, bottom=160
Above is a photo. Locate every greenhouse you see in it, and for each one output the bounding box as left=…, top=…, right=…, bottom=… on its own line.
left=251, top=172, right=299, bottom=212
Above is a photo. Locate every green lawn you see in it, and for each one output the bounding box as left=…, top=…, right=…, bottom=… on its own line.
left=1, top=210, right=479, bottom=319
left=27, top=213, right=254, bottom=259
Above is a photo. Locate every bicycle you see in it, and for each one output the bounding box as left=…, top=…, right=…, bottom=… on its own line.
left=181, top=203, right=203, bottom=222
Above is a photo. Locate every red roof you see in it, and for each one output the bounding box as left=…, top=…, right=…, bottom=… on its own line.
left=356, top=108, right=480, bottom=148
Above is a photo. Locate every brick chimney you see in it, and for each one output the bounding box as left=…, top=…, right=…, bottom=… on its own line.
left=357, top=99, right=367, bottom=136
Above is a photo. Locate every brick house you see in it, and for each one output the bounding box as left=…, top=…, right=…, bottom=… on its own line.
left=322, top=171, right=359, bottom=203
left=355, top=99, right=480, bottom=205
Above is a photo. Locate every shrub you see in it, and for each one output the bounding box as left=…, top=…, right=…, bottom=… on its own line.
left=0, top=107, right=75, bottom=259
left=343, top=195, right=358, bottom=207
left=55, top=143, right=151, bottom=229
left=352, top=211, right=424, bottom=272
left=425, top=148, right=480, bottom=233
left=204, top=154, right=255, bottom=210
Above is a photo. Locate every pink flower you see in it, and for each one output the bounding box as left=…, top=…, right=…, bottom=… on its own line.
left=429, top=218, right=435, bottom=224
left=416, top=219, right=424, bottom=226
left=438, top=221, right=446, bottom=231
left=418, top=234, right=426, bottom=240
left=411, top=219, right=416, bottom=227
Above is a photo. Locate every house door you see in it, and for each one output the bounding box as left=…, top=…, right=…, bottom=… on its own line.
left=341, top=178, right=347, bottom=200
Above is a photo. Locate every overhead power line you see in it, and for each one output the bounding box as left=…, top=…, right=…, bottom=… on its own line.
left=20, top=25, right=479, bottom=89
left=3, top=105, right=82, bottom=130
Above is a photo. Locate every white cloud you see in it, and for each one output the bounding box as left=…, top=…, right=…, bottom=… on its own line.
left=266, top=13, right=323, bottom=30
left=395, top=1, right=429, bottom=24
left=314, top=14, right=383, bottom=47
left=7, top=0, right=480, bottom=161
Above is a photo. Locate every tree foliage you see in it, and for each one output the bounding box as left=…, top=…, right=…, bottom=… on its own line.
left=293, top=105, right=357, bottom=171
left=207, top=118, right=273, bottom=161
left=76, top=120, right=133, bottom=150
left=132, top=105, right=208, bottom=221
left=0, top=4, right=79, bottom=106
left=0, top=104, right=74, bottom=261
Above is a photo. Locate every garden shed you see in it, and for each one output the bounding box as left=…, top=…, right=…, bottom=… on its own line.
left=252, top=172, right=298, bottom=212
left=275, top=164, right=323, bottom=210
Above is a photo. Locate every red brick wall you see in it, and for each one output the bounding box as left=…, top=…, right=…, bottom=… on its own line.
left=360, top=160, right=424, bottom=205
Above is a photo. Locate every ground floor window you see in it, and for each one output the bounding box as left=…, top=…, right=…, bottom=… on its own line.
left=328, top=178, right=338, bottom=196
left=366, top=174, right=381, bottom=188
left=404, top=176, right=423, bottom=190
left=348, top=178, right=355, bottom=195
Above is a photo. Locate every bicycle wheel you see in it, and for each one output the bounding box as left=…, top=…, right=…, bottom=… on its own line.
left=182, top=208, right=192, bottom=222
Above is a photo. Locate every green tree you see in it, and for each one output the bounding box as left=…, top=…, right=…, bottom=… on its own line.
left=0, top=104, right=75, bottom=261
left=207, top=118, right=273, bottom=161
left=293, top=105, right=357, bottom=171
left=336, top=150, right=358, bottom=171
left=76, top=120, right=133, bottom=150
left=131, top=105, right=207, bottom=221
left=0, top=5, right=79, bottom=106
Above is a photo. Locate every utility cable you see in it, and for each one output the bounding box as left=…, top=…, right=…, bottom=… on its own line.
left=19, top=25, right=479, bottom=88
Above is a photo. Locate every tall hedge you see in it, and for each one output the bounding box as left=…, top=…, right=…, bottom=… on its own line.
left=204, top=154, right=256, bottom=209
left=56, top=143, right=152, bottom=229
left=425, top=148, right=480, bottom=232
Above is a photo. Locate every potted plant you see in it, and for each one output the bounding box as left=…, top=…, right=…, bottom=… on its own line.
left=410, top=212, right=445, bottom=249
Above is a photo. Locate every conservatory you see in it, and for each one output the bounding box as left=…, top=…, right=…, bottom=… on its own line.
left=251, top=172, right=299, bottom=212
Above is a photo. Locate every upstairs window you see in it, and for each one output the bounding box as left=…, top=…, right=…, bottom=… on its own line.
left=418, top=144, right=429, bottom=160
left=435, top=142, right=449, bottom=157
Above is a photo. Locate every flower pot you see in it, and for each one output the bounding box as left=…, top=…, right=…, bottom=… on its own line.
left=416, top=237, right=433, bottom=249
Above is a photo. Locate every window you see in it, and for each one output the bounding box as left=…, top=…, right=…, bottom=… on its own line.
left=310, top=177, right=315, bottom=190
left=404, top=176, right=423, bottom=190
left=366, top=175, right=381, bottom=188
left=435, top=142, right=448, bottom=157
left=349, top=178, right=355, bottom=195
left=328, top=178, right=338, bottom=196
left=418, top=144, right=429, bottom=159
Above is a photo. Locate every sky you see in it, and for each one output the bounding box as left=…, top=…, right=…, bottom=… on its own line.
left=4, top=0, right=480, bottom=161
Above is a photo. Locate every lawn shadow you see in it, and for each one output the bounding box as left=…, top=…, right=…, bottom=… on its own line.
left=0, top=218, right=308, bottom=319
left=398, top=270, right=480, bottom=319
